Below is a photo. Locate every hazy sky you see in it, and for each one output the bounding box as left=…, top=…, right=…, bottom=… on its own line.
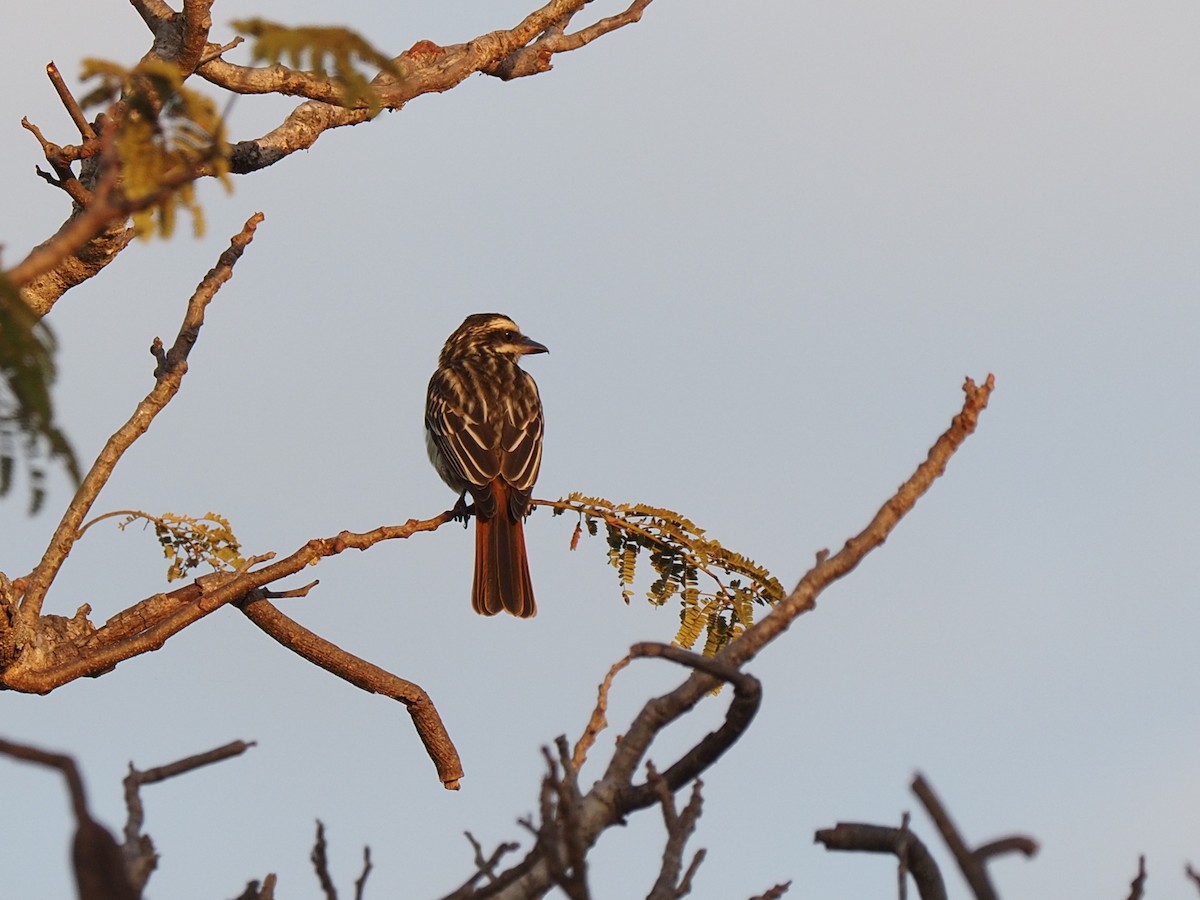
left=3, top=2, right=1198, bottom=898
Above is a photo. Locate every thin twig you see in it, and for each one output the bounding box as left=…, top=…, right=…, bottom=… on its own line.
left=645, top=767, right=704, bottom=900
left=353, top=847, right=373, bottom=900
left=747, top=884, right=792, bottom=900
left=1186, top=862, right=1200, bottom=893
left=1126, top=855, right=1147, bottom=900
left=571, top=653, right=631, bottom=770
left=46, top=61, right=95, bottom=140
left=122, top=740, right=255, bottom=892
left=311, top=821, right=338, bottom=900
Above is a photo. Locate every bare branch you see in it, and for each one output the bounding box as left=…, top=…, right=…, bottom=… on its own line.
left=232, top=874, right=278, bottom=900
left=14, top=213, right=264, bottom=630
left=973, top=836, right=1040, bottom=861
left=814, top=823, right=946, bottom=900
left=910, top=772, right=1036, bottom=900
left=747, top=884, right=792, bottom=900
left=444, top=834, right=522, bottom=899
left=312, top=820, right=338, bottom=900
left=1126, top=855, right=1147, bottom=900
left=1186, top=862, right=1200, bottom=893
left=571, top=652, right=631, bottom=770
left=617, top=644, right=762, bottom=811
left=469, top=378, right=995, bottom=899
left=528, top=737, right=592, bottom=900
left=486, top=0, right=654, bottom=81
left=121, top=740, right=256, bottom=892
left=238, top=589, right=464, bottom=789
left=45, top=61, right=95, bottom=140
left=354, top=847, right=373, bottom=900
left=0, top=737, right=138, bottom=900
left=911, top=773, right=995, bottom=899
left=645, top=767, right=705, bottom=900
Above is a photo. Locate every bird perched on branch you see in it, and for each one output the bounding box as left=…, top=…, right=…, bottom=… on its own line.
left=425, top=313, right=547, bottom=618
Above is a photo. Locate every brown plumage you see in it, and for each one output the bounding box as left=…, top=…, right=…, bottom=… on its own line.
left=425, top=313, right=547, bottom=617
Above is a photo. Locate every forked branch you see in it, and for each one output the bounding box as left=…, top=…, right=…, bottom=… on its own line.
left=14, top=212, right=264, bottom=630
left=462, top=376, right=995, bottom=898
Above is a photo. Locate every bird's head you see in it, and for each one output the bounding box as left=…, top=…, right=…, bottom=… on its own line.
left=440, top=313, right=549, bottom=364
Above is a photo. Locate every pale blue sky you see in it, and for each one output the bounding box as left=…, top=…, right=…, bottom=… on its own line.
left=2, top=2, right=1198, bottom=897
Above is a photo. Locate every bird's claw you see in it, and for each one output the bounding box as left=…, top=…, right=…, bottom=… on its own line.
left=452, top=495, right=474, bottom=528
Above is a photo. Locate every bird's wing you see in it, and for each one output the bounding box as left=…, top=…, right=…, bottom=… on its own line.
left=498, top=369, right=544, bottom=517
left=425, top=367, right=501, bottom=489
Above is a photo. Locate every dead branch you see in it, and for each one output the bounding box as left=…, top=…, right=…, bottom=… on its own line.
left=618, top=643, right=762, bottom=812
left=46, top=61, right=96, bottom=140
left=354, top=847, right=373, bottom=900
left=238, top=590, right=463, bottom=789
left=525, top=737, right=591, bottom=899
left=644, top=766, right=705, bottom=900
left=232, top=874, right=278, bottom=900
left=814, top=822, right=946, bottom=900
left=973, top=836, right=1040, bottom=861
left=122, top=739, right=255, bottom=891
left=1126, top=855, right=1147, bottom=900
left=312, top=821, right=338, bottom=900
left=444, top=834, right=523, bottom=899
left=0, top=737, right=137, bottom=900
left=1187, top=862, right=1200, bottom=893
left=911, top=772, right=1037, bottom=900
left=747, top=883, right=792, bottom=900
left=458, top=377, right=994, bottom=899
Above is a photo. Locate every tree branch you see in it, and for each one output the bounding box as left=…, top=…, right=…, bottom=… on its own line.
left=3, top=512, right=453, bottom=688
left=238, top=590, right=464, bottom=789
left=13, top=213, right=263, bottom=632
left=911, top=772, right=1037, bottom=900
left=1186, top=862, right=1200, bottom=894
left=12, top=0, right=655, bottom=316
left=194, top=0, right=657, bottom=176
left=644, top=766, right=705, bottom=900
left=121, top=739, right=256, bottom=892
left=467, top=376, right=995, bottom=899
left=0, top=737, right=138, bottom=900
left=485, top=0, right=654, bottom=80
left=814, top=822, right=947, bottom=900
left=1126, top=854, right=1147, bottom=900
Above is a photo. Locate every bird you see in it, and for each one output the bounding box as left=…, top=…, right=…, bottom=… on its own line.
left=425, top=313, right=547, bottom=618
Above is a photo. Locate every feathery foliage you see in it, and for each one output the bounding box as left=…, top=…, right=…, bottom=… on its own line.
left=109, top=511, right=246, bottom=582
left=233, top=19, right=402, bottom=113
left=552, top=493, right=786, bottom=657
left=80, top=58, right=231, bottom=238
left=0, top=277, right=81, bottom=513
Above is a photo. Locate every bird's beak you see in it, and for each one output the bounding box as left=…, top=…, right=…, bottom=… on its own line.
left=519, top=336, right=549, bottom=355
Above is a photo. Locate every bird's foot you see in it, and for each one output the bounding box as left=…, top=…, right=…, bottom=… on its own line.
left=451, top=495, right=474, bottom=528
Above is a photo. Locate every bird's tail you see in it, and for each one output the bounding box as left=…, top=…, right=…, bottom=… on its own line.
left=473, top=511, right=536, bottom=618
